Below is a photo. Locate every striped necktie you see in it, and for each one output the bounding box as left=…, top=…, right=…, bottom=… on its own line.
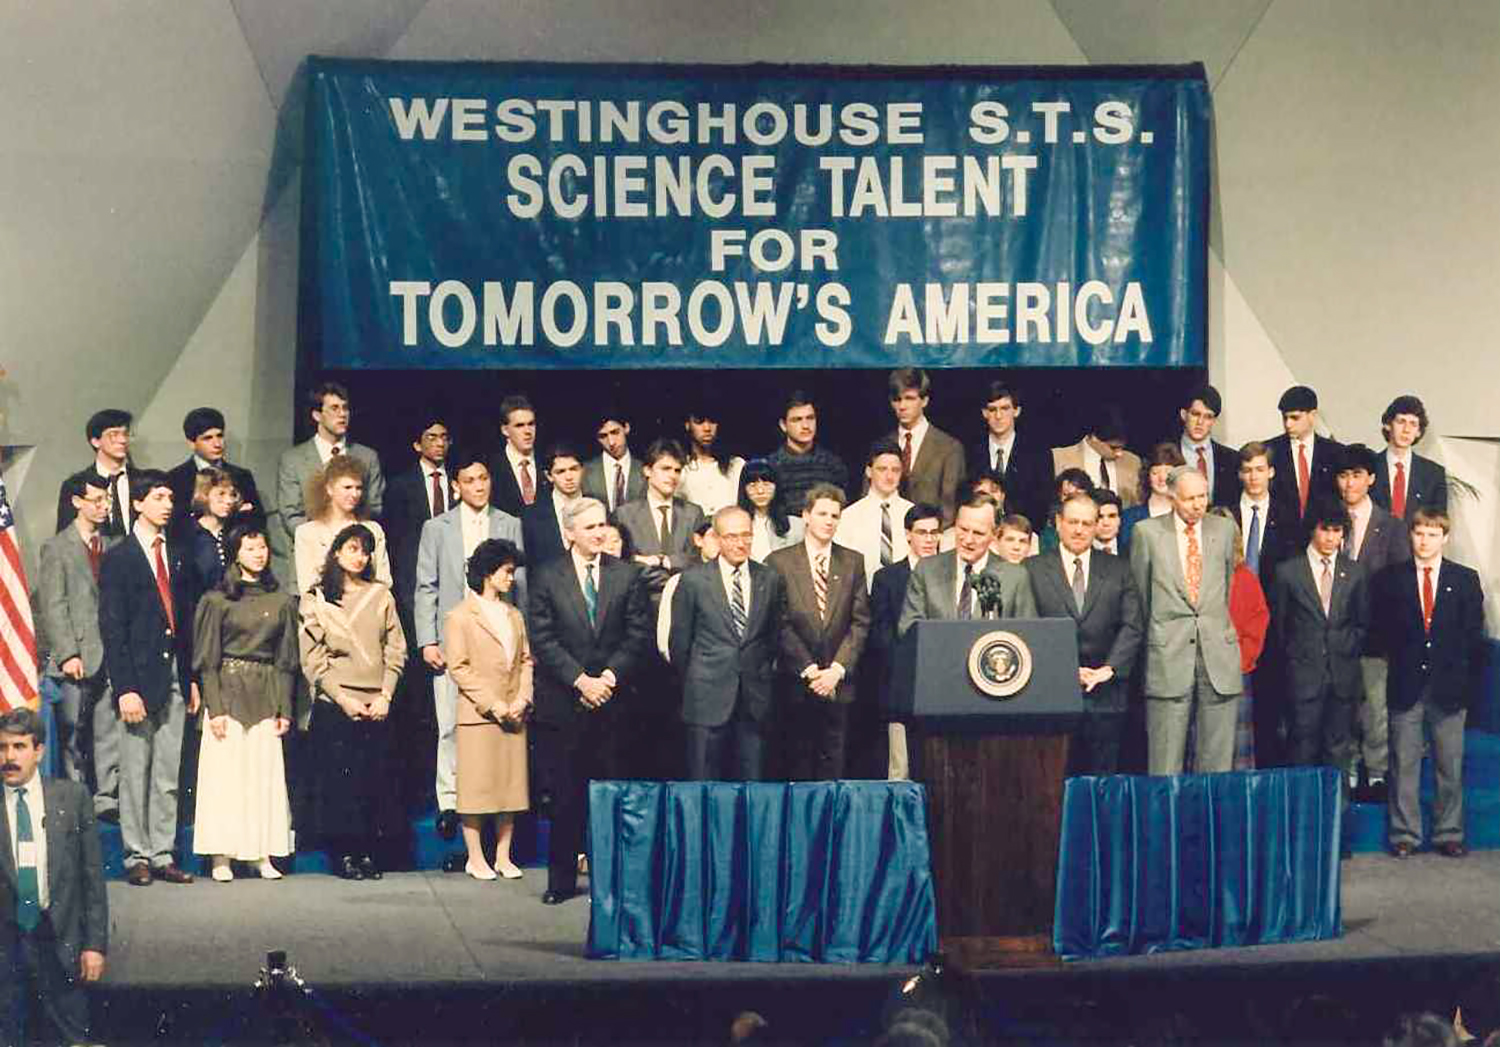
left=879, top=502, right=893, bottom=567
left=730, top=566, right=748, bottom=638
left=813, top=552, right=829, bottom=621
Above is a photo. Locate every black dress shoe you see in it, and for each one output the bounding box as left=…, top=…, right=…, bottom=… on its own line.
left=153, top=863, right=195, bottom=884
left=436, top=810, right=460, bottom=840
left=442, top=851, right=468, bottom=873
left=126, top=865, right=153, bottom=887
left=1437, top=841, right=1468, bottom=859
left=541, top=888, right=577, bottom=905
left=358, top=855, right=383, bottom=880
left=1390, top=842, right=1415, bottom=859
left=339, top=855, right=364, bottom=880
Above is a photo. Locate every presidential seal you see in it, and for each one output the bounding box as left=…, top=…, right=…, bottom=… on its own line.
left=967, top=630, right=1033, bottom=699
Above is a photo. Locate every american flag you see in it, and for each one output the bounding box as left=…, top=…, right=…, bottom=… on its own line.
left=0, top=473, right=39, bottom=712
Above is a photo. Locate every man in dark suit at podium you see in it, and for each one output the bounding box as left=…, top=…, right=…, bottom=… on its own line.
left=1026, top=492, right=1143, bottom=775
left=897, top=494, right=1036, bottom=634
left=670, top=506, right=786, bottom=781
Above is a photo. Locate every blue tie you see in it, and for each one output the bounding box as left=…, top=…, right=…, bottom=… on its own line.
left=14, top=787, right=40, bottom=932
left=1246, top=505, right=1262, bottom=575
left=583, top=562, right=598, bottom=628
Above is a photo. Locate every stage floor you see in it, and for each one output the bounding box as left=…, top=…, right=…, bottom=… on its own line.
left=93, top=852, right=1500, bottom=1044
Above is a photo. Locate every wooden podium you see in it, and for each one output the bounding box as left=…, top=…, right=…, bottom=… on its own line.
left=890, top=619, right=1083, bottom=965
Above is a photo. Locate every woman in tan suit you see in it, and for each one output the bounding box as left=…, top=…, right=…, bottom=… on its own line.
left=443, top=538, right=532, bottom=881
left=298, top=523, right=407, bottom=881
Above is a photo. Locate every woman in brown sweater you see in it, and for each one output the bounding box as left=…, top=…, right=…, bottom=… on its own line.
left=192, top=522, right=300, bottom=882
left=298, top=523, right=407, bottom=880
left=444, top=538, right=532, bottom=881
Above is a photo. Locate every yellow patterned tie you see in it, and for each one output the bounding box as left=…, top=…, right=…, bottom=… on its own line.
left=1185, top=522, right=1202, bottom=607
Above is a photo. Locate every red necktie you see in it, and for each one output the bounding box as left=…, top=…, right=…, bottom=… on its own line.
left=1195, top=447, right=1207, bottom=478
left=1392, top=461, right=1407, bottom=520
left=901, top=432, right=913, bottom=476
left=519, top=459, right=535, bottom=505
left=152, top=535, right=176, bottom=632
left=1297, top=443, right=1310, bottom=515
left=87, top=534, right=102, bottom=582
left=1422, top=566, right=1434, bottom=633
left=429, top=469, right=445, bottom=517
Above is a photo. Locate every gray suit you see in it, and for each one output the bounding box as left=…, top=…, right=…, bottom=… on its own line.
left=897, top=550, right=1036, bottom=636
left=37, top=527, right=120, bottom=796
left=1347, top=501, right=1409, bottom=779
left=274, top=438, right=385, bottom=561
left=414, top=504, right=525, bottom=812
left=1129, top=511, right=1243, bottom=774
left=582, top=453, right=646, bottom=514
left=614, top=496, right=705, bottom=596
left=1, top=777, right=109, bottom=1044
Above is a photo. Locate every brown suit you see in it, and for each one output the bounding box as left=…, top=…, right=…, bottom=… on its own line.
left=891, top=424, right=966, bottom=526
left=766, top=541, right=870, bottom=779
left=1051, top=438, right=1144, bottom=508
left=443, top=592, right=532, bottom=813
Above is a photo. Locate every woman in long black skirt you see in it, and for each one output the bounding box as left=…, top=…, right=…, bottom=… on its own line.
left=297, top=524, right=407, bottom=880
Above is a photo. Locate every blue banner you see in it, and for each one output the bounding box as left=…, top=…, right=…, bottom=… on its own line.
left=303, top=59, right=1209, bottom=369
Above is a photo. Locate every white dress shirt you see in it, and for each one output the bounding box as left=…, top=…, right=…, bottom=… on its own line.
left=1081, top=442, right=1116, bottom=492
left=1346, top=497, right=1372, bottom=558
left=505, top=442, right=536, bottom=499
left=645, top=491, right=675, bottom=546
left=1181, top=436, right=1214, bottom=497
left=313, top=433, right=347, bottom=465
left=1416, top=557, right=1443, bottom=605
left=6, top=773, right=48, bottom=911
left=1173, top=511, right=1199, bottom=583
left=133, top=523, right=169, bottom=572
left=603, top=452, right=634, bottom=513
left=1307, top=545, right=1337, bottom=610
left=835, top=492, right=912, bottom=591
left=1385, top=447, right=1411, bottom=495
left=898, top=417, right=930, bottom=468
left=718, top=555, right=751, bottom=614
left=986, top=431, right=1017, bottom=473
left=477, top=595, right=515, bottom=659
left=424, top=464, right=451, bottom=516
left=1239, top=494, right=1270, bottom=561
left=1062, top=546, right=1093, bottom=594
left=459, top=503, right=490, bottom=559
left=954, top=552, right=990, bottom=617
left=571, top=548, right=601, bottom=598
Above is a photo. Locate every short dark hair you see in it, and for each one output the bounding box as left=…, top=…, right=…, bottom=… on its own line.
left=887, top=367, right=930, bottom=400
left=1337, top=443, right=1380, bottom=477
left=981, top=380, right=1021, bottom=410
left=866, top=439, right=904, bottom=469
left=643, top=438, right=686, bottom=469
left=1183, top=384, right=1222, bottom=417
left=1382, top=395, right=1430, bottom=441
left=999, top=513, right=1033, bottom=537
left=1307, top=501, right=1351, bottom=534
left=968, top=469, right=1006, bottom=497
left=595, top=405, right=630, bottom=429
left=957, top=493, right=1000, bottom=524
left=412, top=408, right=449, bottom=437
left=308, top=381, right=350, bottom=414
left=86, top=408, right=132, bottom=443
left=129, top=468, right=173, bottom=506
left=1142, top=442, right=1188, bottom=501
left=780, top=389, right=815, bottom=419
left=1091, top=405, right=1129, bottom=443
left=904, top=503, right=942, bottom=531
left=221, top=521, right=281, bottom=598
left=1055, top=468, right=1095, bottom=496
left=1277, top=385, right=1318, bottom=413
left=449, top=447, right=490, bottom=475
left=183, top=407, right=226, bottom=441
left=692, top=518, right=714, bottom=539
left=0, top=707, right=45, bottom=747
left=499, top=395, right=534, bottom=426
left=64, top=473, right=111, bottom=504
left=1093, top=488, right=1123, bottom=512
left=543, top=442, right=584, bottom=473
left=465, top=538, right=525, bottom=593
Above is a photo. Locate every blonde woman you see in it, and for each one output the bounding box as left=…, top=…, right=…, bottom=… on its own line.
left=293, top=455, right=392, bottom=594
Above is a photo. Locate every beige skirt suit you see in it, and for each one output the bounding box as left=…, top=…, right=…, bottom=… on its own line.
left=443, top=592, right=533, bottom=814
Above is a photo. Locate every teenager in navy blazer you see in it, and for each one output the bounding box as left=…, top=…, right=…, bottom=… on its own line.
left=98, top=470, right=200, bottom=885
left=1372, top=395, right=1447, bottom=522
left=527, top=497, right=651, bottom=904
left=669, top=506, right=786, bottom=781
left=1370, top=507, right=1485, bottom=858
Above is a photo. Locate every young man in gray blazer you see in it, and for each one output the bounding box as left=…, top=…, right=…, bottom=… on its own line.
left=38, top=475, right=120, bottom=804
left=885, top=368, right=966, bottom=527
left=274, top=381, right=384, bottom=567
left=1026, top=492, right=1143, bottom=776
left=1129, top=467, right=1242, bottom=774
left=1, top=708, right=109, bottom=1045
left=614, top=438, right=705, bottom=602
left=897, top=494, right=1036, bottom=635
left=414, top=450, right=525, bottom=842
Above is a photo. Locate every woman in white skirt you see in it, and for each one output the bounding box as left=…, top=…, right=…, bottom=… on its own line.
left=192, top=522, right=300, bottom=882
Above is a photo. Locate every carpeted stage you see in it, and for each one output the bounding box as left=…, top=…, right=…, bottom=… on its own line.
left=93, top=852, right=1500, bottom=1045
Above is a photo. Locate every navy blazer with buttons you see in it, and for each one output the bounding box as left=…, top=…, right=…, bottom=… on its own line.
left=1371, top=558, right=1485, bottom=713
left=98, top=533, right=197, bottom=712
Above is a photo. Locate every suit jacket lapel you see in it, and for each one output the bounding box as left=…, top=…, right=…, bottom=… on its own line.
left=1292, top=556, right=1324, bottom=618
left=0, top=798, right=13, bottom=887
left=783, top=549, right=815, bottom=626
left=933, top=554, right=958, bottom=617
left=45, top=784, right=67, bottom=895
left=1078, top=554, right=1104, bottom=620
